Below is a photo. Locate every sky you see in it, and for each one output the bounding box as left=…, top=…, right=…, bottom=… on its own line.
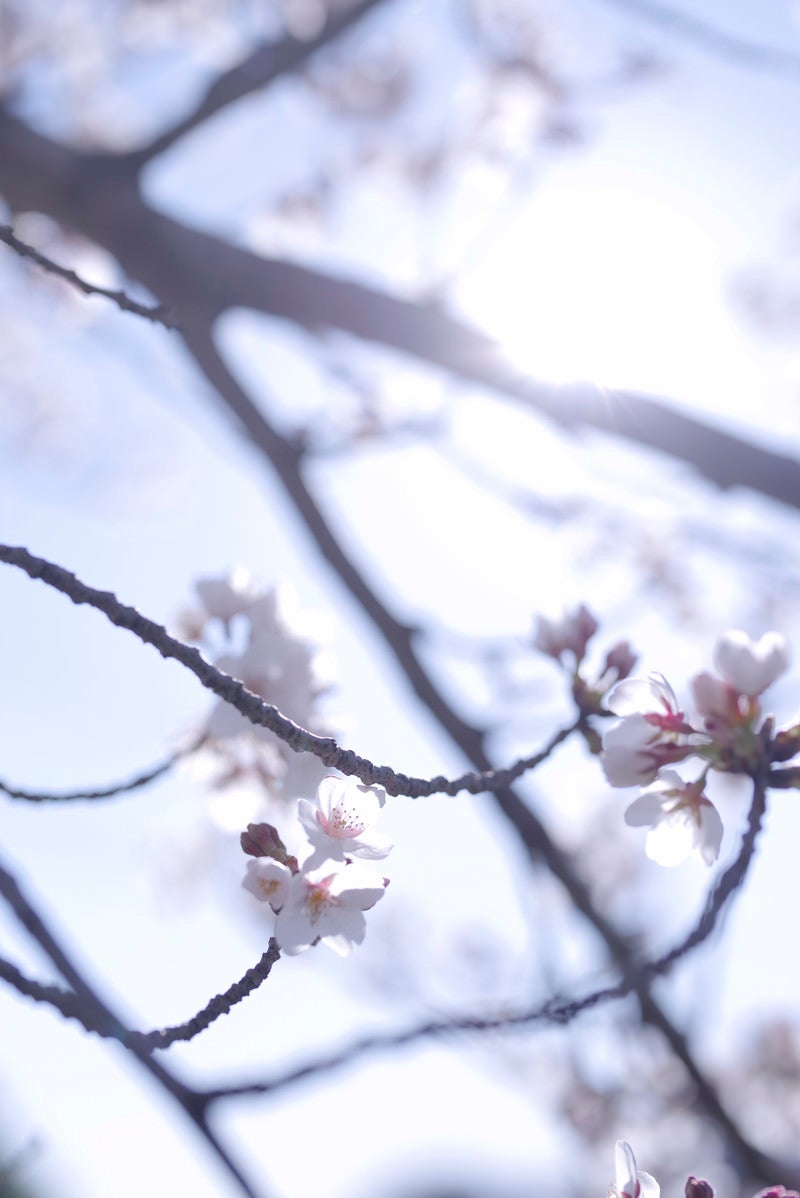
left=4, top=2, right=800, bottom=1197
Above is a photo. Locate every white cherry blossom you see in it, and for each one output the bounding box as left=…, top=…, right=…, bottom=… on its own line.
left=602, top=673, right=695, bottom=787
left=275, top=862, right=388, bottom=956
left=624, top=770, right=722, bottom=867
left=712, top=630, right=790, bottom=698
left=611, top=1141, right=659, bottom=1198
left=298, top=775, right=391, bottom=868
left=242, top=858, right=292, bottom=911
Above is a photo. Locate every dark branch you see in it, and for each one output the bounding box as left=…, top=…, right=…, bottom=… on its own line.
left=2, top=111, right=800, bottom=514
left=0, top=941, right=280, bottom=1051
left=0, top=856, right=267, bottom=1198
left=0, top=541, right=579, bottom=798
left=0, top=736, right=204, bottom=803
left=0, top=224, right=177, bottom=328
left=127, top=0, right=395, bottom=166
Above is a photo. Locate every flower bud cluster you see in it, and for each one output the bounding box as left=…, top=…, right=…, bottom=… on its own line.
left=241, top=775, right=391, bottom=955
left=182, top=569, right=336, bottom=801
left=534, top=604, right=638, bottom=717
left=601, top=630, right=792, bottom=867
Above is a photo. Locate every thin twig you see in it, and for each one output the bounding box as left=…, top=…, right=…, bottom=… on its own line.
left=127, top=0, right=395, bottom=166
left=0, top=225, right=177, bottom=328
left=0, top=735, right=204, bottom=803
left=0, top=942, right=280, bottom=1051
left=0, top=856, right=267, bottom=1198
left=0, top=542, right=577, bottom=797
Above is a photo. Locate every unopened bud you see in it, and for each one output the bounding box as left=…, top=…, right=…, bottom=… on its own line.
left=753, top=1188, right=800, bottom=1198
left=772, top=723, right=800, bottom=763
left=240, top=822, right=298, bottom=872
left=685, top=1178, right=714, bottom=1198
left=602, top=640, right=638, bottom=682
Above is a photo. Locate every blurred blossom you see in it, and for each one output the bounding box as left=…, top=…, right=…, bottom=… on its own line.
left=534, top=602, right=598, bottom=664
left=611, top=1140, right=660, bottom=1198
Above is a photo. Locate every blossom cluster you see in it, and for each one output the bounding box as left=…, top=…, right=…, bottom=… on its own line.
left=181, top=569, right=335, bottom=801
left=608, top=1140, right=796, bottom=1198
left=241, top=774, right=391, bottom=955
left=602, top=630, right=791, bottom=867
left=534, top=608, right=795, bottom=868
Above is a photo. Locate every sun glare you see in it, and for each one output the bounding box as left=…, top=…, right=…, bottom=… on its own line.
left=460, top=175, right=735, bottom=402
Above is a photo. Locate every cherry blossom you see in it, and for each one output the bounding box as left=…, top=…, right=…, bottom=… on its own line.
left=298, top=775, right=391, bottom=868
left=196, top=568, right=260, bottom=627
left=712, top=630, right=790, bottom=698
left=624, top=769, right=722, bottom=867
left=534, top=604, right=598, bottom=664
left=274, top=862, right=388, bottom=956
left=242, top=858, right=293, bottom=911
left=610, top=1141, right=659, bottom=1198
left=602, top=673, right=696, bottom=787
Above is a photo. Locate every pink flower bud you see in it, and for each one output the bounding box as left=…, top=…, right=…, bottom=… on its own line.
left=753, top=1188, right=800, bottom=1198
left=241, top=822, right=298, bottom=872
left=685, top=1178, right=715, bottom=1198
left=603, top=640, right=638, bottom=682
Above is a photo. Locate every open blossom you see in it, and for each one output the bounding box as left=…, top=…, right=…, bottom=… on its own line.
left=624, top=770, right=723, bottom=866
left=298, top=775, right=391, bottom=868
left=274, top=862, right=388, bottom=956
left=610, top=1141, right=659, bottom=1198
left=712, top=630, right=790, bottom=698
left=534, top=604, right=598, bottom=663
left=242, top=857, right=293, bottom=910
left=602, top=673, right=695, bottom=787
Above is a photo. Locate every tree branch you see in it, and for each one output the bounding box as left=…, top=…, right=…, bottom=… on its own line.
left=126, top=0, right=396, bottom=166
left=0, top=941, right=280, bottom=1051
left=0, top=736, right=204, bottom=803
left=2, top=110, right=800, bottom=513
left=0, top=224, right=177, bottom=327
left=0, top=856, right=267, bottom=1198
left=0, top=541, right=579, bottom=798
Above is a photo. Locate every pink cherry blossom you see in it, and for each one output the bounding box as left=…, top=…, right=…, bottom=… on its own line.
left=275, top=862, right=388, bottom=956
left=624, top=770, right=723, bottom=867
left=612, top=1141, right=659, bottom=1198
left=298, top=775, right=391, bottom=868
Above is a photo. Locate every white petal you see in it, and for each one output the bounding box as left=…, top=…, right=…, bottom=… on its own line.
left=697, top=801, right=724, bottom=866
left=602, top=747, right=658, bottom=788
left=713, top=630, right=790, bottom=697
left=603, top=715, right=657, bottom=751
left=624, top=791, right=668, bottom=828
left=242, top=859, right=291, bottom=909
left=691, top=671, right=733, bottom=719
left=275, top=900, right=317, bottom=952
left=614, top=1142, right=637, bottom=1197
left=638, top=1171, right=660, bottom=1198
left=607, top=678, right=660, bottom=716
left=645, top=811, right=695, bottom=866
